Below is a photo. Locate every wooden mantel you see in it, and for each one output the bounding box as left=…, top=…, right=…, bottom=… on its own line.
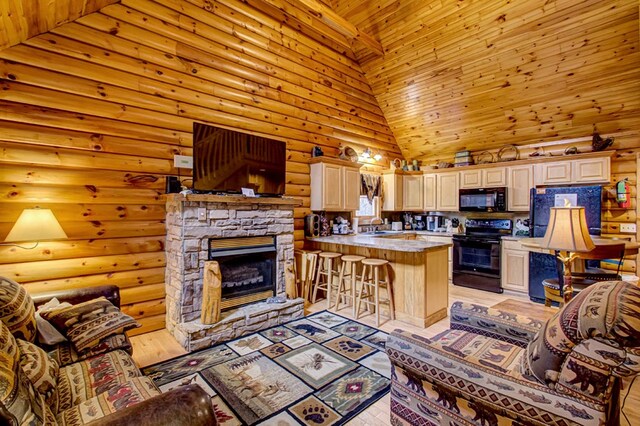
left=166, top=193, right=303, bottom=207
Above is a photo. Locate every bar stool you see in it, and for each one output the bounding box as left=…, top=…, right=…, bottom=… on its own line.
left=312, top=252, right=342, bottom=308
left=355, top=258, right=395, bottom=327
left=294, top=249, right=321, bottom=302
left=335, top=254, right=365, bottom=315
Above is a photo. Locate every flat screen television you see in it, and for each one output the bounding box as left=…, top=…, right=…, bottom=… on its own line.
left=193, top=123, right=286, bottom=196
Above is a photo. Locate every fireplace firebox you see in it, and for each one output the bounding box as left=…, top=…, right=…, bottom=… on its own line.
left=209, top=236, right=276, bottom=311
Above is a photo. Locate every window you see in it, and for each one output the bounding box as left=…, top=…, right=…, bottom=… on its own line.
left=355, top=196, right=380, bottom=219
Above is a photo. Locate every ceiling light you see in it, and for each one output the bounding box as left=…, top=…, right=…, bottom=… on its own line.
left=361, top=148, right=371, bottom=159
left=373, top=153, right=383, bottom=161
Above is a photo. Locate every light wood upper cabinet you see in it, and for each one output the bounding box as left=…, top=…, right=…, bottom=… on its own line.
left=436, top=172, right=459, bottom=211
left=310, top=158, right=362, bottom=211
left=460, top=168, right=506, bottom=189
left=382, top=172, right=403, bottom=211
left=572, top=156, right=610, bottom=183
left=507, top=165, right=533, bottom=211
left=402, top=174, right=424, bottom=211
left=343, top=167, right=361, bottom=211
left=423, top=174, right=437, bottom=211
left=534, top=154, right=611, bottom=186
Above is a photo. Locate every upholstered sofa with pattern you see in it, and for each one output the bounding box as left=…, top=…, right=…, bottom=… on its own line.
left=386, top=280, right=640, bottom=426
left=0, top=277, right=217, bottom=426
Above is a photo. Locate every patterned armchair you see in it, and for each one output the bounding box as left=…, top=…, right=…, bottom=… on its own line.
left=386, top=280, right=640, bottom=426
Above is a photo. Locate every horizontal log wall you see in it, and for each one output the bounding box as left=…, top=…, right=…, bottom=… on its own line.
left=0, top=0, right=400, bottom=334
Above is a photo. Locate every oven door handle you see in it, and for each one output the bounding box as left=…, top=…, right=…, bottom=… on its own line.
left=453, top=237, right=501, bottom=244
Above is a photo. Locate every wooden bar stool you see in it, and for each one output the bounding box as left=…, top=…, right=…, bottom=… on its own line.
left=294, top=249, right=321, bottom=302
left=542, top=278, right=564, bottom=308
left=335, top=254, right=365, bottom=315
left=312, top=252, right=342, bottom=308
left=355, top=258, right=395, bottom=327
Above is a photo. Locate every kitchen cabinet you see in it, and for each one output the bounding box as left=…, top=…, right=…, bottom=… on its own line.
left=534, top=153, right=611, bottom=186
left=310, top=158, right=362, bottom=211
left=423, top=174, right=437, bottom=211
left=402, top=174, right=424, bottom=211
left=382, top=171, right=423, bottom=211
left=501, top=239, right=529, bottom=293
left=507, top=165, right=534, bottom=211
left=436, top=172, right=459, bottom=211
left=572, top=156, right=610, bottom=183
left=460, top=168, right=506, bottom=189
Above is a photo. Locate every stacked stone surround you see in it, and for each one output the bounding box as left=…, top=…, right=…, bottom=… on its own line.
left=165, top=194, right=303, bottom=351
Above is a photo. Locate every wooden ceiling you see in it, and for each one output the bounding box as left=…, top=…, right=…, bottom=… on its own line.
left=331, top=0, right=640, bottom=163
left=0, top=0, right=119, bottom=50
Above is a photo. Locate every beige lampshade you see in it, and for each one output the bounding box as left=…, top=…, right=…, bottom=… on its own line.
left=541, top=206, right=595, bottom=252
left=5, top=208, right=68, bottom=242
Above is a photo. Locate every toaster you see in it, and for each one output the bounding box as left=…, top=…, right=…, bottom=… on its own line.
left=305, top=214, right=321, bottom=238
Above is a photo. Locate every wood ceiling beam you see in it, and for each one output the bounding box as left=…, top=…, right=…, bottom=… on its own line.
left=254, top=0, right=383, bottom=56
left=294, top=0, right=384, bottom=55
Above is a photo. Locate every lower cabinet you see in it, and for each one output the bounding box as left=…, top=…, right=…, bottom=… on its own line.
left=501, top=240, right=529, bottom=293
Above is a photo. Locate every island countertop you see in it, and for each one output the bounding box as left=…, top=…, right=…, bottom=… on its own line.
left=306, top=234, right=452, bottom=253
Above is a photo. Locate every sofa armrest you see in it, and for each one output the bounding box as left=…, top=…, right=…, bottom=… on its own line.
left=449, top=301, right=544, bottom=347
left=87, top=384, right=217, bottom=426
left=31, top=285, right=121, bottom=309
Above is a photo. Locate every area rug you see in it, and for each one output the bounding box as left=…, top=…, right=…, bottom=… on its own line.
left=142, top=311, right=391, bottom=425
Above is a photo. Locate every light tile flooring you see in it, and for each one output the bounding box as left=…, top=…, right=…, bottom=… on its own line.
left=130, top=285, right=639, bottom=425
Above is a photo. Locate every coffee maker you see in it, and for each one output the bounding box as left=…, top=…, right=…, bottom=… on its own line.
left=426, top=212, right=446, bottom=231
left=413, top=215, right=426, bottom=230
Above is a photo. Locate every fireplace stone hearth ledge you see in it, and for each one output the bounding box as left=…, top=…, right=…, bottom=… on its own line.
left=165, top=193, right=303, bottom=352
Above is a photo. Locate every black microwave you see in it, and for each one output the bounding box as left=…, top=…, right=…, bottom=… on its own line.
left=459, top=187, right=507, bottom=212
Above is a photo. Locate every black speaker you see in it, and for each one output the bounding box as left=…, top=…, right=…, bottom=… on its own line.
left=166, top=176, right=181, bottom=193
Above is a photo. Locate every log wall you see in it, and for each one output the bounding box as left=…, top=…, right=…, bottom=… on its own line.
left=0, top=0, right=400, bottom=334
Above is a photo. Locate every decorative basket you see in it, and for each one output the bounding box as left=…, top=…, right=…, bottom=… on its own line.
left=436, top=161, right=453, bottom=169
left=497, top=144, right=519, bottom=162
left=475, top=151, right=494, bottom=164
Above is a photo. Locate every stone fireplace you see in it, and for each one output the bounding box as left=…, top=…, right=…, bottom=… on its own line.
left=165, top=194, right=303, bottom=351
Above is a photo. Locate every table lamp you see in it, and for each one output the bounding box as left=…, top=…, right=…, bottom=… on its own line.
left=541, top=206, right=595, bottom=302
left=2, top=208, right=67, bottom=249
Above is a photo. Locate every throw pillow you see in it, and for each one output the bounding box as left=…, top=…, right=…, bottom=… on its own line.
left=40, top=297, right=140, bottom=353
left=17, top=339, right=59, bottom=406
left=0, top=276, right=36, bottom=342
left=35, top=298, right=71, bottom=346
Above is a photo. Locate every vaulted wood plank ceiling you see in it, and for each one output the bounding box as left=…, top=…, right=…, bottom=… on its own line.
left=0, top=0, right=119, bottom=50
left=332, top=0, right=640, bottom=164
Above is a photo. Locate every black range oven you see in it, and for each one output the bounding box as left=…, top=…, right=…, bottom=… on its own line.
left=452, top=219, right=512, bottom=293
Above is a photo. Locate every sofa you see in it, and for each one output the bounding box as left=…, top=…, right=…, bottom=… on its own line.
left=0, top=277, right=217, bottom=425
left=386, top=280, right=640, bottom=426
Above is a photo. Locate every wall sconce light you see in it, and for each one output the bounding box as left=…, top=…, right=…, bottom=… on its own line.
left=361, top=148, right=372, bottom=159
left=373, top=152, right=383, bottom=161
left=2, top=208, right=68, bottom=249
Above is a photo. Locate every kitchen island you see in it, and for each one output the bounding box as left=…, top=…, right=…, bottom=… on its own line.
left=306, top=233, right=451, bottom=328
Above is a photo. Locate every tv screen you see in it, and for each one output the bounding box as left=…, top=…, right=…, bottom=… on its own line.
left=193, top=123, right=286, bottom=196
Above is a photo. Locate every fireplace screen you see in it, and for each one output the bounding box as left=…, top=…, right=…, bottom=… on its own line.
left=209, top=236, right=276, bottom=310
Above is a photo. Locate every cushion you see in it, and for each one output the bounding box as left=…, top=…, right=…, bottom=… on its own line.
left=525, top=280, right=640, bottom=387
left=41, top=297, right=139, bottom=353
left=0, top=276, right=37, bottom=342
left=0, top=320, right=50, bottom=425
left=36, top=298, right=72, bottom=346
left=54, top=349, right=142, bottom=413
left=48, top=334, right=133, bottom=368
left=56, top=377, right=160, bottom=426
left=17, top=339, right=59, bottom=406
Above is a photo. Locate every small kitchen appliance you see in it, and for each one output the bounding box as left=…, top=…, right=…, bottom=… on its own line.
left=426, top=213, right=446, bottom=231
left=413, top=215, right=426, bottom=230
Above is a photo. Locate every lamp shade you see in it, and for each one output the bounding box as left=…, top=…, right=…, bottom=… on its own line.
left=541, top=206, right=595, bottom=252
left=5, top=208, right=68, bottom=242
